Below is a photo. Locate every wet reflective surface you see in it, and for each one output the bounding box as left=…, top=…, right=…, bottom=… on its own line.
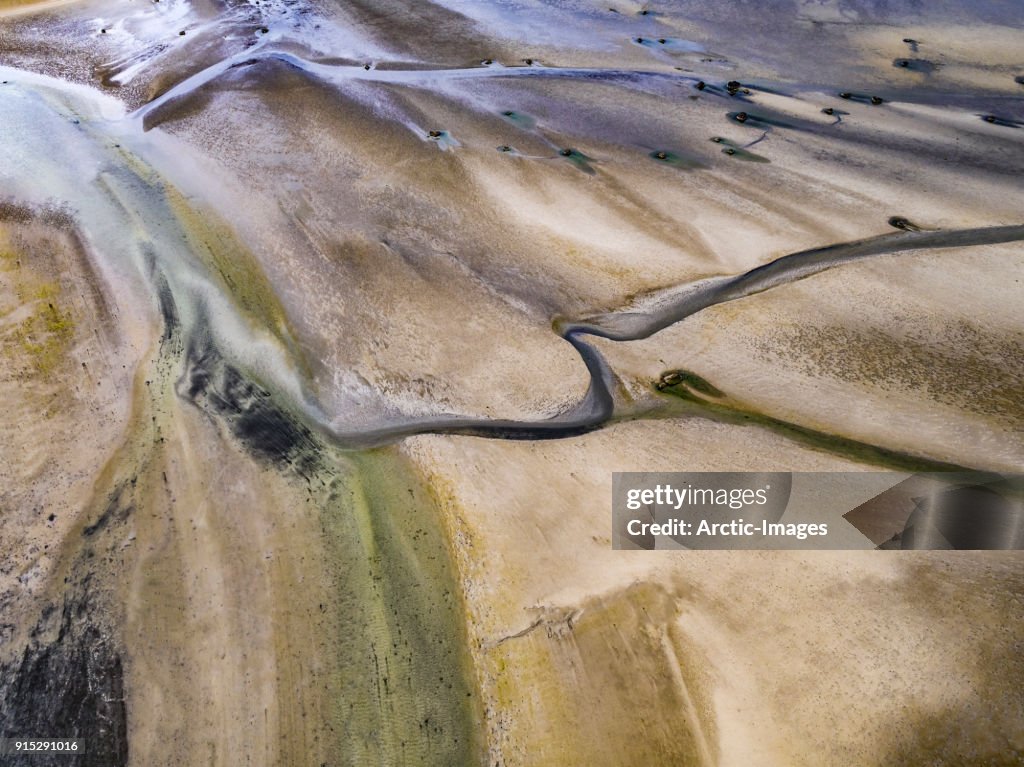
left=2, top=1, right=1023, bottom=765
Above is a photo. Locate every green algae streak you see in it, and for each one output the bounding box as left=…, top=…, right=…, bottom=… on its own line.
left=319, top=448, right=483, bottom=766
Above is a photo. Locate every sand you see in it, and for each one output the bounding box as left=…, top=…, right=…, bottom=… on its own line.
left=1, top=0, right=1022, bottom=764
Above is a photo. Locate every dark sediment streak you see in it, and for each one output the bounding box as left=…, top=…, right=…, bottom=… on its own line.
left=179, top=333, right=321, bottom=475
left=0, top=584, right=129, bottom=767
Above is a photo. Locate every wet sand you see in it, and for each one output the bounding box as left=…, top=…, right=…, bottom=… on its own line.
left=1, top=1, right=1023, bottom=765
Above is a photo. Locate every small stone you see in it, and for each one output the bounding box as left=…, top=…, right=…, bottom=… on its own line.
left=735, top=111, right=748, bottom=123
left=654, top=151, right=668, bottom=160
left=822, top=107, right=834, bottom=115
left=888, top=216, right=920, bottom=231
left=870, top=96, right=884, bottom=105
left=559, top=148, right=574, bottom=156
left=839, top=92, right=852, bottom=99
left=428, top=130, right=442, bottom=138
left=695, top=80, right=705, bottom=90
